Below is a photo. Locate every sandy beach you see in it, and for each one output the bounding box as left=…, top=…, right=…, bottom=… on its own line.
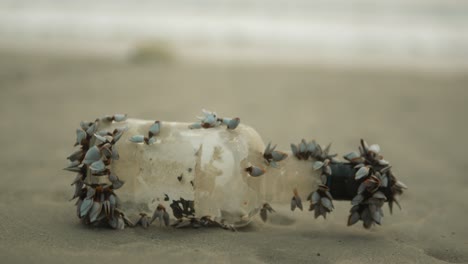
left=0, top=50, right=467, bottom=263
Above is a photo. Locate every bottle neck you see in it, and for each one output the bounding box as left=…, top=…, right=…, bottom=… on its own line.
left=263, top=154, right=320, bottom=203
left=264, top=153, right=357, bottom=203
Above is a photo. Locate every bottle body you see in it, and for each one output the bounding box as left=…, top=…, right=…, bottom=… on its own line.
left=89, top=119, right=319, bottom=226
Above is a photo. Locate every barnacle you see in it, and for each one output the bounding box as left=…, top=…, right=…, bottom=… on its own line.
left=307, top=184, right=334, bottom=219
left=245, top=165, right=266, bottom=177
left=151, top=204, right=170, bottom=227
left=290, top=188, right=303, bottom=211
left=259, top=203, right=275, bottom=222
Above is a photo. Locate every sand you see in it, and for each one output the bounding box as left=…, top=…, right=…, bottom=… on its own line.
left=0, top=50, right=467, bottom=264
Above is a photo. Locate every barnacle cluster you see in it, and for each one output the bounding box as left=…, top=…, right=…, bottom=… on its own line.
left=65, top=114, right=133, bottom=229
left=263, top=142, right=288, bottom=168
left=259, top=203, right=276, bottom=222
left=291, top=139, right=338, bottom=219
left=134, top=196, right=237, bottom=231
left=129, top=120, right=161, bottom=145
left=345, top=139, right=407, bottom=229
left=290, top=138, right=406, bottom=228
left=189, top=109, right=240, bottom=130
left=244, top=141, right=289, bottom=178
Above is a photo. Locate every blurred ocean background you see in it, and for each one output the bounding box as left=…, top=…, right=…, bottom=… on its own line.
left=1, top=0, right=468, bottom=70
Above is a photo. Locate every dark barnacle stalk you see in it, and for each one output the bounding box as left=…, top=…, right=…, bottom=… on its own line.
left=65, top=114, right=131, bottom=229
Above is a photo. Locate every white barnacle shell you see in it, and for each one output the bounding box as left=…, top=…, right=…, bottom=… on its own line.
left=89, top=201, right=102, bottom=222
left=357, top=182, right=366, bottom=194
left=355, top=166, right=370, bottom=180
left=227, top=118, right=240, bottom=130
left=79, top=198, right=93, bottom=218
left=152, top=208, right=165, bottom=225
left=378, top=173, right=389, bottom=187
left=271, top=151, right=288, bottom=162
left=378, top=159, right=389, bottom=166
left=354, top=163, right=365, bottom=169
left=90, top=160, right=106, bottom=174
left=112, top=129, right=126, bottom=144
left=83, top=146, right=101, bottom=165
left=290, top=144, right=298, bottom=156
left=320, top=174, right=328, bottom=184
left=86, top=122, right=98, bottom=136
left=100, top=115, right=114, bottom=123
left=103, top=200, right=110, bottom=217
left=343, top=151, right=359, bottom=161
left=368, top=144, right=381, bottom=154
left=372, top=191, right=387, bottom=200
left=299, top=139, right=307, bottom=153
left=380, top=165, right=392, bottom=174
left=361, top=139, right=370, bottom=153
left=67, top=149, right=83, bottom=162
left=321, top=197, right=333, bottom=211
left=80, top=121, right=91, bottom=131
left=290, top=197, right=297, bottom=211
left=75, top=129, right=87, bottom=146
left=188, top=122, right=202, bottom=129
left=129, top=135, right=145, bottom=143
left=113, top=114, right=127, bottom=122
left=362, top=208, right=373, bottom=229
left=348, top=211, right=360, bottom=226
left=148, top=121, right=161, bottom=137
left=294, top=196, right=303, bottom=211
left=94, top=133, right=108, bottom=143
left=203, top=112, right=217, bottom=125
left=86, top=187, right=96, bottom=199
left=117, top=216, right=125, bottom=230
left=147, top=137, right=157, bottom=145
left=372, top=208, right=382, bottom=225
left=307, top=141, right=317, bottom=154
left=100, top=146, right=113, bottom=159
left=396, top=181, right=408, bottom=189
left=311, top=192, right=321, bottom=204
left=343, top=151, right=364, bottom=163
left=223, top=117, right=240, bottom=130
left=351, top=194, right=364, bottom=206
left=323, top=143, right=332, bottom=156
left=246, top=166, right=266, bottom=177
left=313, top=161, right=324, bottom=170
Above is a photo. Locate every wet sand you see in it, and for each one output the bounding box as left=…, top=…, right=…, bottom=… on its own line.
left=0, top=50, right=467, bottom=263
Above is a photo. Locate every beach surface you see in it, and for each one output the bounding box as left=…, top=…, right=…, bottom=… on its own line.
left=0, top=50, right=467, bottom=263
